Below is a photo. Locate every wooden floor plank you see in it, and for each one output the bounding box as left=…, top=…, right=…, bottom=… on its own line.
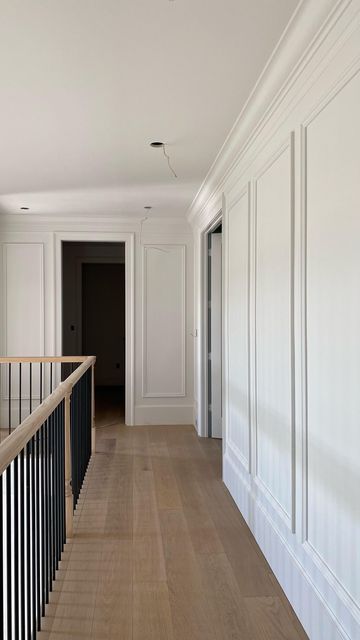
left=244, top=596, right=306, bottom=640
left=133, top=582, right=174, bottom=640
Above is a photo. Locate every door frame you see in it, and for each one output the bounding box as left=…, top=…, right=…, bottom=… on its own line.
left=55, top=231, right=135, bottom=426
left=201, top=213, right=223, bottom=438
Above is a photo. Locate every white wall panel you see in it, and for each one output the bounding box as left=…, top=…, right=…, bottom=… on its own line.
left=142, top=245, right=186, bottom=397
left=254, top=140, right=294, bottom=526
left=227, top=188, right=250, bottom=468
left=305, top=69, right=360, bottom=608
left=3, top=243, right=44, bottom=356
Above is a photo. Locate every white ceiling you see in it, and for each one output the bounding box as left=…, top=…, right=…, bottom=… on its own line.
left=0, top=0, right=299, bottom=219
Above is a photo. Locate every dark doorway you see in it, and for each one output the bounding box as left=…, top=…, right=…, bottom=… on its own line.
left=62, top=242, right=126, bottom=423
left=82, top=263, right=125, bottom=422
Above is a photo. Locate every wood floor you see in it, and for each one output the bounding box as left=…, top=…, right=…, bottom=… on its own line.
left=39, top=403, right=308, bottom=639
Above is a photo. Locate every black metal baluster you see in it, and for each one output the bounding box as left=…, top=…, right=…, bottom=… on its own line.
left=52, top=410, right=57, bottom=580
left=41, top=423, right=46, bottom=617
left=40, top=363, right=43, bottom=405
left=31, top=436, right=36, bottom=639
left=58, top=406, right=62, bottom=559
left=45, top=417, right=51, bottom=601
left=19, top=363, right=22, bottom=427
left=87, top=370, right=91, bottom=470
left=88, top=370, right=91, bottom=467
left=50, top=414, right=55, bottom=584
left=47, top=415, right=52, bottom=593
left=14, top=455, right=19, bottom=640
left=50, top=362, right=53, bottom=394
left=61, top=401, right=66, bottom=547
left=71, top=389, right=76, bottom=508
left=26, top=441, right=31, bottom=640
left=6, top=464, right=12, bottom=640
left=20, top=450, right=25, bottom=640
left=8, top=363, right=11, bottom=434
left=54, top=407, right=59, bottom=573
left=0, top=475, right=3, bottom=639
left=79, top=379, right=82, bottom=493
left=36, top=431, right=41, bottom=630
left=29, top=363, right=32, bottom=415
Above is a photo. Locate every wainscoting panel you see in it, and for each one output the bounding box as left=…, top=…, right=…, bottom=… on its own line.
left=254, top=137, right=295, bottom=529
left=227, top=187, right=251, bottom=470
left=3, top=243, right=44, bottom=357
left=142, top=244, right=186, bottom=398
left=304, top=67, right=360, bottom=610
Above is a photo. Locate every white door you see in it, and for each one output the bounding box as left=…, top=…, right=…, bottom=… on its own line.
left=210, top=233, right=222, bottom=438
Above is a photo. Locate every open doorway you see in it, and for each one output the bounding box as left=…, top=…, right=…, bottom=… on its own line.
left=207, top=221, right=223, bottom=438
left=62, top=242, right=126, bottom=425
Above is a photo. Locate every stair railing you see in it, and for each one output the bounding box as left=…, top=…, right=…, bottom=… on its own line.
left=0, top=355, right=96, bottom=639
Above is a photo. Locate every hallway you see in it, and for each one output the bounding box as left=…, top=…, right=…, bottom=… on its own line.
left=38, top=412, right=307, bottom=639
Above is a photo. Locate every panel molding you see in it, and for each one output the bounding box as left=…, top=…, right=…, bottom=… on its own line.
left=299, top=61, right=360, bottom=620
left=252, top=133, right=296, bottom=533
left=226, top=184, right=251, bottom=472
left=142, top=244, right=186, bottom=398
left=2, top=242, right=45, bottom=358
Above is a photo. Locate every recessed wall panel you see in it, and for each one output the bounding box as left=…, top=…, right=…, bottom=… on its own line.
left=4, top=243, right=44, bottom=357
left=255, top=142, right=294, bottom=523
left=143, top=245, right=185, bottom=397
left=306, top=71, right=360, bottom=606
left=227, top=189, right=250, bottom=466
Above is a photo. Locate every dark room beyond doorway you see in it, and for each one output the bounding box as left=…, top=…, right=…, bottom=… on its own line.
left=62, top=242, right=126, bottom=424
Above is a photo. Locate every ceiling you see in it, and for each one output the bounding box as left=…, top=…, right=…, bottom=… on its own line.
left=0, top=0, right=299, bottom=219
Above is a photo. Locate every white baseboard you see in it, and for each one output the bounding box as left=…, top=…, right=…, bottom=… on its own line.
left=223, top=452, right=354, bottom=640
left=134, top=403, right=194, bottom=425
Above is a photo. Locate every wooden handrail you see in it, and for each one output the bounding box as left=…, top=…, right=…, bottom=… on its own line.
left=0, top=356, right=89, bottom=363
left=0, top=355, right=96, bottom=476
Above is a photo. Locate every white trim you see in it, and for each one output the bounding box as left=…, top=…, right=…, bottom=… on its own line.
left=54, top=231, right=135, bottom=426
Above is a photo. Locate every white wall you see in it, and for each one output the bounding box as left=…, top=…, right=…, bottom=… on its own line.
left=0, top=218, right=194, bottom=425
left=190, top=1, right=360, bottom=638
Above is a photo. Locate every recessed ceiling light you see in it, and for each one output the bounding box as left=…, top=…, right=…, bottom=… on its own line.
left=20, top=206, right=29, bottom=210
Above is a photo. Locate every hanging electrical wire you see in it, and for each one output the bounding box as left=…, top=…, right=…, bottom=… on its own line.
left=150, top=142, right=178, bottom=178
left=161, top=144, right=177, bottom=178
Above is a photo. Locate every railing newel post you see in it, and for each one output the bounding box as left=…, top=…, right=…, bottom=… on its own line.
left=64, top=390, right=73, bottom=539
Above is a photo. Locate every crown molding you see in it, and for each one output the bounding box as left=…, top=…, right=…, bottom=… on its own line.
left=187, top=0, right=351, bottom=229
left=0, top=213, right=192, bottom=235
